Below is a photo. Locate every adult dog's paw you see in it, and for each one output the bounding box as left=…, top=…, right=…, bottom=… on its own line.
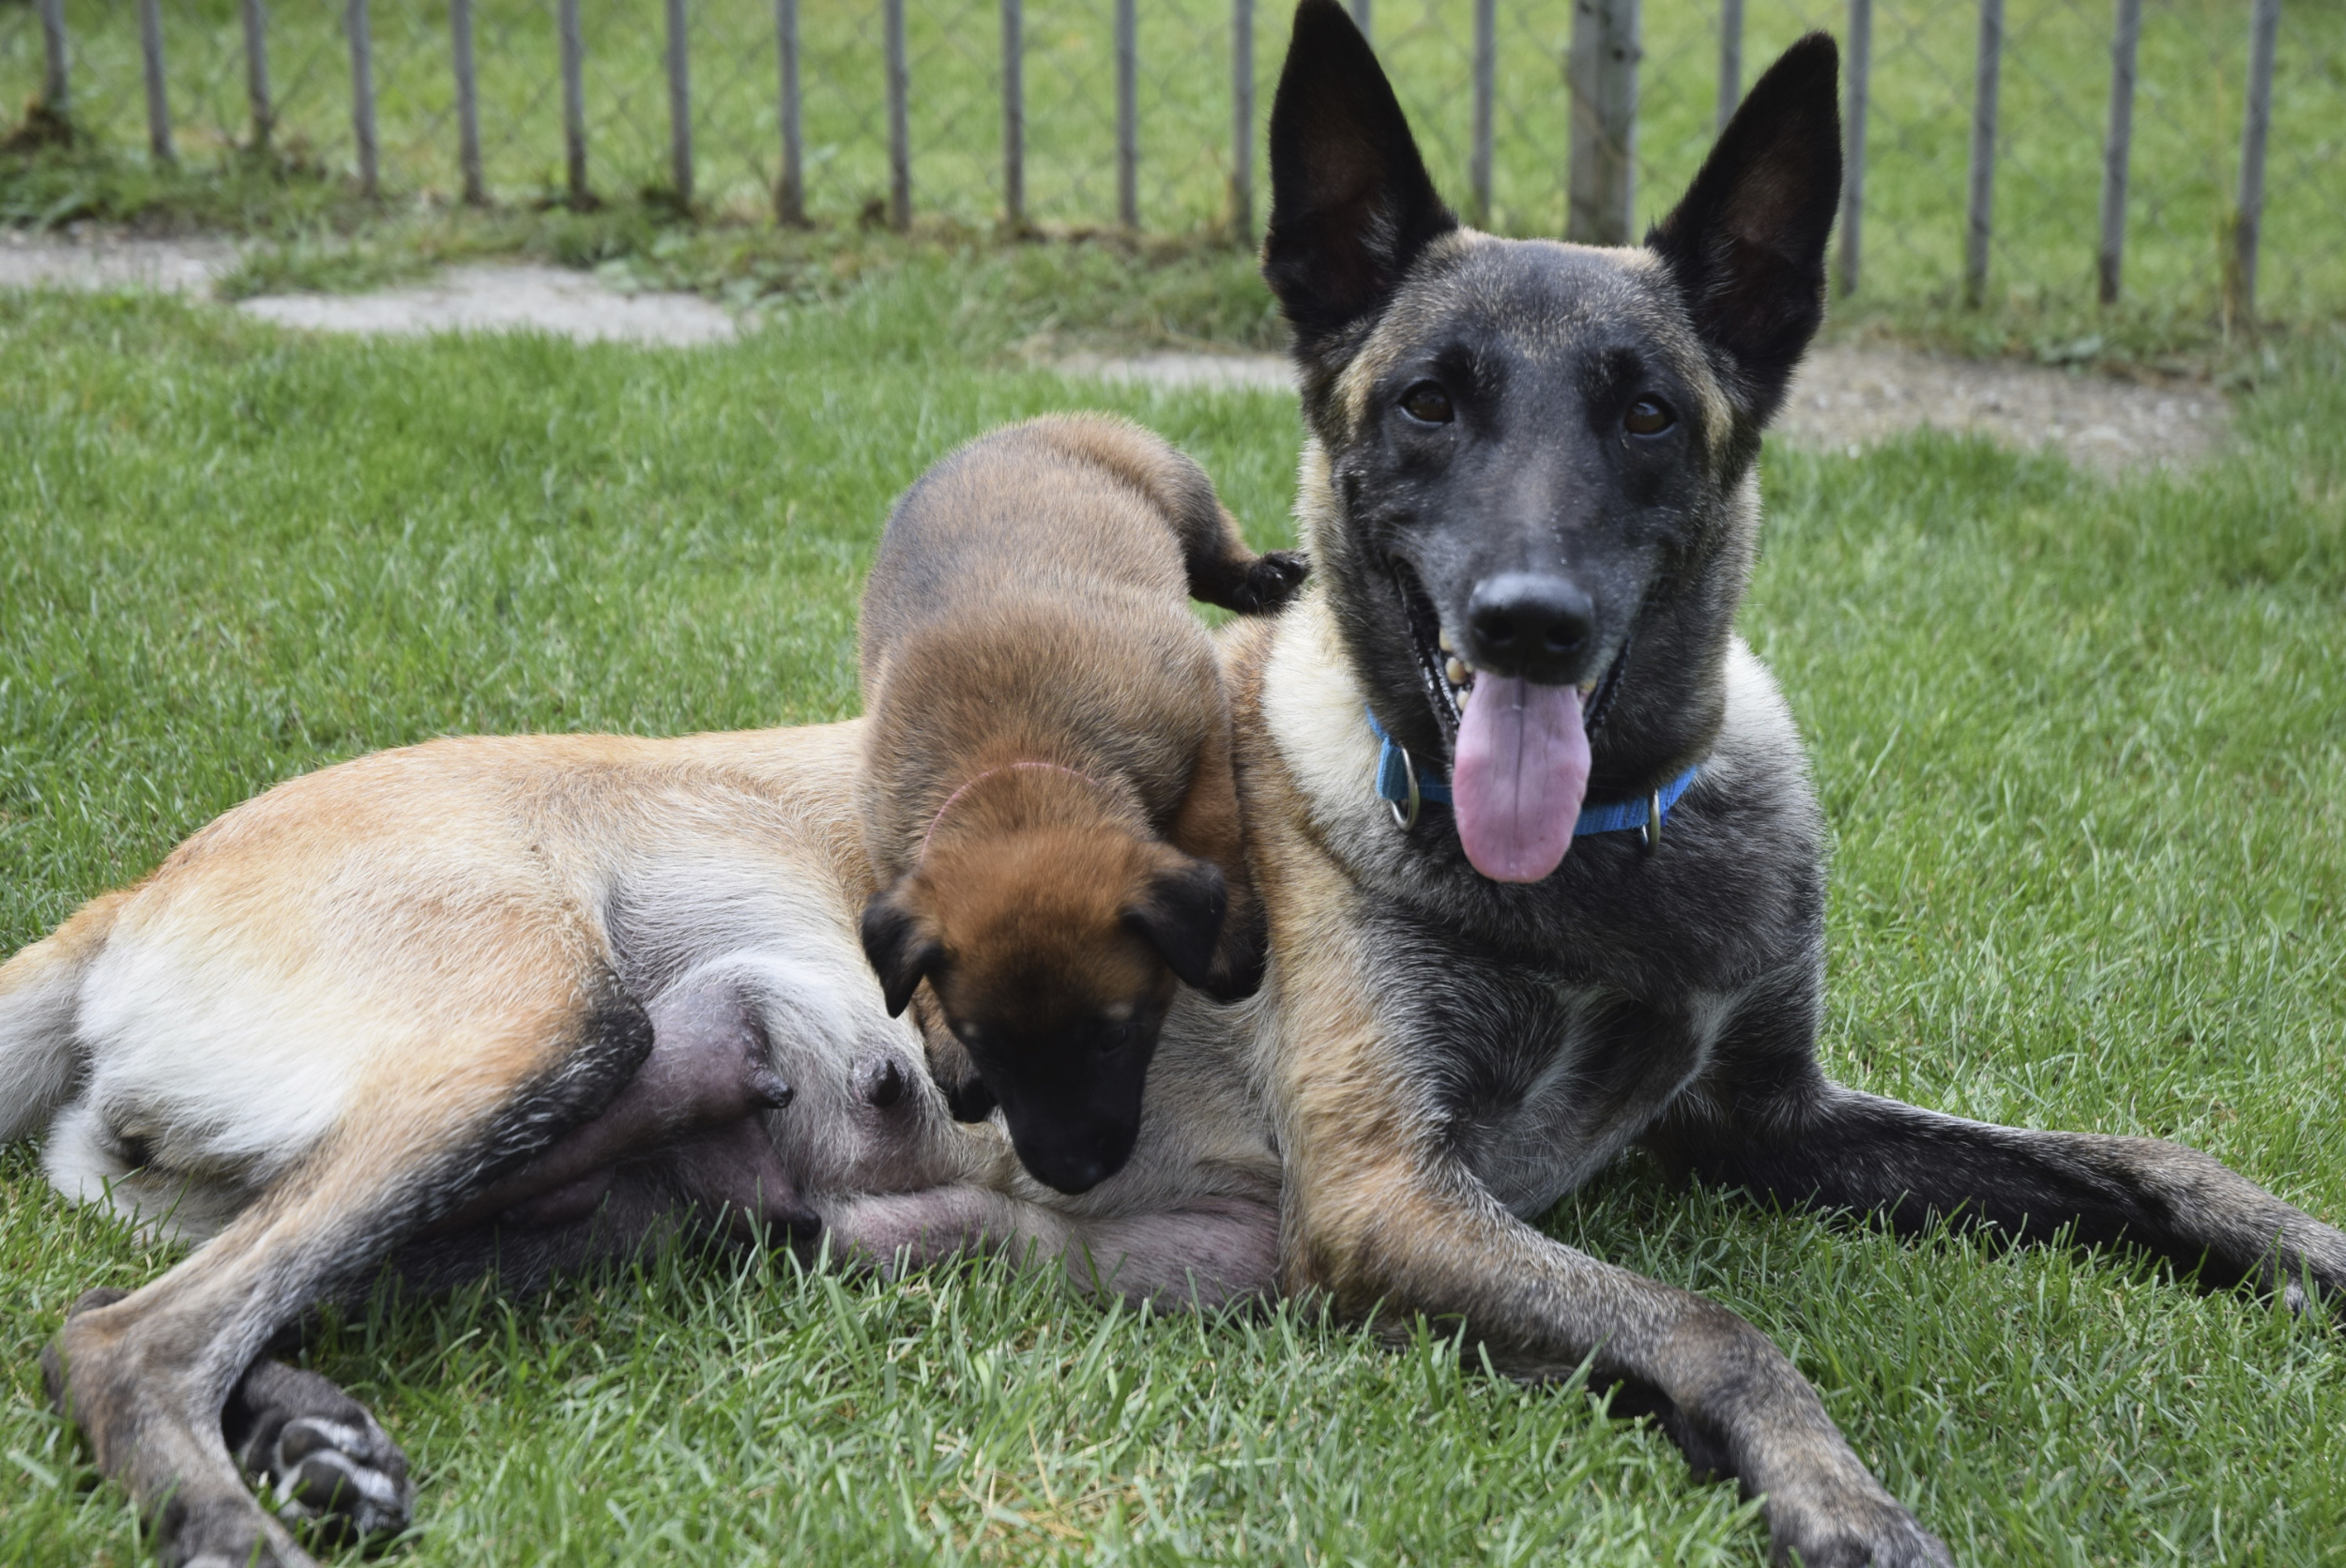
left=226, top=1361, right=414, bottom=1545
left=1766, top=1486, right=1952, bottom=1568
left=1228, top=550, right=1310, bottom=614
left=156, top=1492, right=312, bottom=1568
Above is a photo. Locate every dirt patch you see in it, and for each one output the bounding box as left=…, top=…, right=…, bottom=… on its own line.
left=1, top=230, right=733, bottom=347
left=1777, top=344, right=2226, bottom=475
left=0, top=228, right=236, bottom=294
left=237, top=265, right=737, bottom=346
left=1059, top=345, right=2230, bottom=475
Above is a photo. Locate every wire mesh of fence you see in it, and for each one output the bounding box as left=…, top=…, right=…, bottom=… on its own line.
left=3, top=0, right=2339, bottom=326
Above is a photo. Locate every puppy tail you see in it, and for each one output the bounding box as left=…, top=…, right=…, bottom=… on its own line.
left=0, top=891, right=123, bottom=1145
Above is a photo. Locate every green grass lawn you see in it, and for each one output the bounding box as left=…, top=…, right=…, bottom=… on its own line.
left=2, top=273, right=2343, bottom=1564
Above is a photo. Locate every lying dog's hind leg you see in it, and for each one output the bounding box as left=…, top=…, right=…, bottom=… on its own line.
left=42, top=996, right=653, bottom=1568
left=42, top=1291, right=411, bottom=1546
left=1650, top=1028, right=2346, bottom=1314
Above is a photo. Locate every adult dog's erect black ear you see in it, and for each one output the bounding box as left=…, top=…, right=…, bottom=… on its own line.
left=1263, top=0, right=1458, bottom=366
left=1123, top=856, right=1230, bottom=998
left=1646, top=32, right=1842, bottom=426
left=860, top=880, right=944, bottom=1017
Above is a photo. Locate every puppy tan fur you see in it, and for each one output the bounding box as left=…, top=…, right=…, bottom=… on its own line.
left=855, top=416, right=1303, bottom=1195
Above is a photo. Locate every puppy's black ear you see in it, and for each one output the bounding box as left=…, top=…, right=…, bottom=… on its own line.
left=860, top=880, right=944, bottom=1017
left=1646, top=33, right=1841, bottom=425
left=1263, top=0, right=1457, bottom=367
left=1123, top=856, right=1230, bottom=998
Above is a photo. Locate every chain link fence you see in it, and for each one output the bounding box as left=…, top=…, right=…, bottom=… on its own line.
left=5, top=0, right=2340, bottom=324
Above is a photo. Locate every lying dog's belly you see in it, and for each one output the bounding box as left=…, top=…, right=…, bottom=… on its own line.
left=21, top=719, right=1278, bottom=1308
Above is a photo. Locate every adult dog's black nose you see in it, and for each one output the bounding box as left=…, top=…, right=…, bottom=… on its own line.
left=1466, top=573, right=1595, bottom=684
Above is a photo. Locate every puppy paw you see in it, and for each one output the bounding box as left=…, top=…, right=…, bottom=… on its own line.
left=1226, top=550, right=1310, bottom=615
left=226, top=1361, right=414, bottom=1546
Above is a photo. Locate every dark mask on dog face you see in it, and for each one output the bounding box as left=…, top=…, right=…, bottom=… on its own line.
left=860, top=841, right=1229, bottom=1195
left=942, top=991, right=1170, bottom=1196
left=1262, top=0, right=1843, bottom=885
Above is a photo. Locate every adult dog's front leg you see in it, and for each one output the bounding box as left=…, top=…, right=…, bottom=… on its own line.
left=1282, top=1134, right=1947, bottom=1567
left=1652, top=1049, right=2346, bottom=1312
left=1270, top=972, right=1946, bottom=1566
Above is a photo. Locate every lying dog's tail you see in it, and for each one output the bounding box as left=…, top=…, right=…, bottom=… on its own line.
left=0, top=891, right=124, bottom=1145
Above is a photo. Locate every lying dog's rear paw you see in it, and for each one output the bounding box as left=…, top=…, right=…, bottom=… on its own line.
left=226, top=1361, right=414, bottom=1545
left=1226, top=550, right=1310, bottom=614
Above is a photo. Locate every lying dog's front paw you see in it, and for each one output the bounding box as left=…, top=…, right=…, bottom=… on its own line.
left=1766, top=1485, right=1952, bottom=1568
left=157, top=1492, right=311, bottom=1568
left=226, top=1361, right=414, bottom=1546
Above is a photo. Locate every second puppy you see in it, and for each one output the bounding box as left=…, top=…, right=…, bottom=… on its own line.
left=858, top=415, right=1303, bottom=1195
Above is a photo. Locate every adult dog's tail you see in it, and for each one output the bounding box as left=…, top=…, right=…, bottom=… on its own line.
left=0, top=891, right=123, bottom=1144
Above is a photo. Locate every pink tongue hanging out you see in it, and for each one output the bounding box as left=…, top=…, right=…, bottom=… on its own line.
left=1450, top=675, right=1591, bottom=883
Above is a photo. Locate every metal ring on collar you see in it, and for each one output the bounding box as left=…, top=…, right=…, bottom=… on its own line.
left=1637, top=788, right=1662, bottom=855
left=1387, top=745, right=1421, bottom=831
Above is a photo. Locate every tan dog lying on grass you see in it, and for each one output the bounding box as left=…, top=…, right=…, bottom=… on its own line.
left=856, top=415, right=1305, bottom=1195
left=0, top=534, right=1292, bottom=1566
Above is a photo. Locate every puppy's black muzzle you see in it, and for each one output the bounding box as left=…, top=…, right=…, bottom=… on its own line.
left=1007, top=1114, right=1135, bottom=1196
left=1466, top=571, right=1597, bottom=686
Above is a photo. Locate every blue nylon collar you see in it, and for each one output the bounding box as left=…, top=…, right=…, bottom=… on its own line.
left=1365, top=706, right=1699, bottom=839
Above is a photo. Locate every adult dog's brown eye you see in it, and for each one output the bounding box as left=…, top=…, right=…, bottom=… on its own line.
left=1401, top=382, right=1454, bottom=424
left=1625, top=398, right=1674, bottom=435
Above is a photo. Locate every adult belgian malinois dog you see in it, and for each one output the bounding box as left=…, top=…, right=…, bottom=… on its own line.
left=6, top=7, right=2342, bottom=1567
left=1211, top=4, right=2343, bottom=1564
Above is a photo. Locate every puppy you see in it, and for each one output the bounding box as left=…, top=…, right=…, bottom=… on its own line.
left=856, top=415, right=1303, bottom=1195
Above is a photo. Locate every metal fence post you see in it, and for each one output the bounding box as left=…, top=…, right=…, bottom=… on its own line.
left=2096, top=0, right=2140, bottom=305
left=1231, top=0, right=1254, bottom=241
left=452, top=0, right=484, bottom=202
left=1963, top=0, right=2003, bottom=308
left=776, top=0, right=802, bottom=222
left=1470, top=0, right=1495, bottom=226
left=665, top=0, right=693, bottom=206
left=779, top=0, right=807, bottom=225
left=2231, top=0, right=2281, bottom=327
left=1001, top=0, right=1023, bottom=231
left=347, top=0, right=377, bottom=195
left=1351, top=0, right=1370, bottom=46
left=36, top=0, right=67, bottom=118
left=141, top=0, right=174, bottom=161
left=1567, top=0, right=1639, bottom=247
left=886, top=0, right=909, bottom=230
left=1716, top=0, right=1743, bottom=131
left=562, top=0, right=589, bottom=207
left=1838, top=0, right=1870, bottom=295
left=1116, top=0, right=1138, bottom=230
left=240, top=0, right=272, bottom=150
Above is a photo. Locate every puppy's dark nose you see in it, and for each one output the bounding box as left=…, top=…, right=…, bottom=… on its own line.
left=1466, top=572, right=1596, bottom=685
